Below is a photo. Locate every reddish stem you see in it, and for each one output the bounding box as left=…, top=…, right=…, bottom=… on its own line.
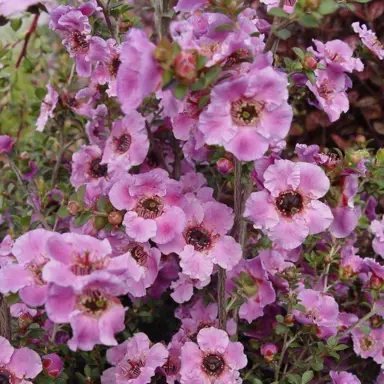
left=16, top=13, right=39, bottom=68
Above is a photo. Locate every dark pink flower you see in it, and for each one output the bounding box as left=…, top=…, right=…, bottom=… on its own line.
left=0, top=135, right=14, bottom=154
left=352, top=22, right=384, bottom=60
left=36, top=83, right=59, bottom=132
left=371, top=218, right=384, bottom=258
left=330, top=371, right=361, bottom=384
left=43, top=353, right=64, bottom=378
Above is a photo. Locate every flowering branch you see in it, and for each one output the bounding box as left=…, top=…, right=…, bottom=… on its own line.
left=263, top=0, right=285, bottom=53
left=96, top=0, right=117, bottom=41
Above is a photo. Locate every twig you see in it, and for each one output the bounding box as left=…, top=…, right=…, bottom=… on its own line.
left=275, top=332, right=302, bottom=381
left=16, top=13, right=39, bottom=68
left=217, top=266, right=227, bottom=330
left=263, top=0, right=285, bottom=54
left=8, top=158, right=51, bottom=230
left=145, top=122, right=171, bottom=174
left=151, top=0, right=172, bottom=38
left=172, top=137, right=181, bottom=181
left=51, top=123, right=65, bottom=187
left=96, top=0, right=117, bottom=41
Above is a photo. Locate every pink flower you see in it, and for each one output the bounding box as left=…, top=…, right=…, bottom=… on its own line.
left=339, top=246, right=363, bottom=278
left=198, top=66, right=292, bottom=161
left=174, top=0, right=208, bottom=12
left=0, top=229, right=53, bottom=307
left=309, top=39, right=364, bottom=73
left=101, top=333, right=168, bottom=384
left=109, top=169, right=186, bottom=244
left=46, top=274, right=126, bottom=351
left=101, top=112, right=149, bottom=171
left=329, top=175, right=361, bottom=239
left=117, top=28, right=162, bottom=113
left=70, top=145, right=124, bottom=191
left=227, top=258, right=276, bottom=323
left=0, top=135, right=14, bottom=154
left=0, top=336, right=42, bottom=382
left=245, top=160, right=333, bottom=250
left=85, top=104, right=110, bottom=148
left=43, top=353, right=64, bottom=378
left=371, top=218, right=384, bottom=258
left=36, top=83, right=59, bottom=132
left=260, top=0, right=297, bottom=14
left=352, top=22, right=384, bottom=60
left=119, top=242, right=161, bottom=297
left=352, top=327, right=384, bottom=364
left=0, top=234, right=13, bottom=267
left=42, top=233, right=130, bottom=292
left=49, top=5, right=108, bottom=77
left=180, top=327, right=247, bottom=384
left=171, top=273, right=211, bottom=304
left=92, top=39, right=121, bottom=97
left=330, top=371, right=361, bottom=384
left=159, top=195, right=241, bottom=281
left=293, top=289, right=339, bottom=331
left=216, top=158, right=233, bottom=175
left=307, top=68, right=351, bottom=122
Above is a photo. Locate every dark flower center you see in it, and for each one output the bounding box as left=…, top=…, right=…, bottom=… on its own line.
left=0, top=371, right=11, bottom=384
left=136, top=196, right=164, bottom=219
left=110, top=55, right=121, bottom=77
left=318, top=79, right=334, bottom=101
left=224, top=48, right=253, bottom=68
left=202, top=354, right=225, bottom=376
left=163, top=356, right=181, bottom=376
left=81, top=291, right=108, bottom=314
left=185, top=227, right=211, bottom=251
left=276, top=191, right=303, bottom=217
left=71, top=31, right=89, bottom=53
left=231, top=99, right=263, bottom=126
left=89, top=157, right=108, bottom=178
left=146, top=151, right=160, bottom=168
left=71, top=252, right=108, bottom=276
left=121, top=360, right=144, bottom=379
left=362, top=336, right=374, bottom=351
left=131, top=245, right=148, bottom=266
left=114, top=134, right=132, bottom=154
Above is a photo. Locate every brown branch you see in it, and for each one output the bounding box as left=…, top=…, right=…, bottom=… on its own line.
left=0, top=295, right=11, bottom=340
left=16, top=13, right=39, bottom=68
left=96, top=0, right=117, bottom=41
left=151, top=0, right=172, bottom=38
left=263, top=0, right=285, bottom=54
left=217, top=266, right=227, bottom=330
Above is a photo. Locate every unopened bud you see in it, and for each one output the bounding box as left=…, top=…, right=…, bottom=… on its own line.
left=216, top=158, right=233, bottom=175
left=174, top=51, right=198, bottom=83
left=18, top=313, right=34, bottom=330
left=371, top=315, right=381, bottom=327
left=324, top=255, right=332, bottom=265
left=68, top=201, right=80, bottom=216
left=355, top=135, right=366, bottom=144
left=108, top=211, right=123, bottom=226
left=284, top=314, right=295, bottom=325
left=370, top=275, right=383, bottom=290
left=303, top=55, right=318, bottom=71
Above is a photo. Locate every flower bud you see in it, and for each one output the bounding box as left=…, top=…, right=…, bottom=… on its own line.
left=216, top=158, right=233, bottom=175
left=324, top=255, right=332, bottom=264
left=108, top=211, right=123, bottom=226
left=0, top=135, right=14, bottom=154
left=284, top=314, right=295, bottom=325
left=20, top=151, right=29, bottom=160
left=68, top=201, right=80, bottom=216
left=305, top=0, right=321, bottom=10
left=261, top=343, right=278, bottom=362
left=303, top=55, right=318, bottom=71
left=370, top=275, right=383, bottom=290
left=18, top=313, right=34, bottom=330
left=43, top=353, right=64, bottom=378
left=371, top=315, right=381, bottom=327
left=174, top=51, right=198, bottom=83
left=355, top=135, right=366, bottom=144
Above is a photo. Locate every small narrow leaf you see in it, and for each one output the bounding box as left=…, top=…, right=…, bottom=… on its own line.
left=302, top=371, right=314, bottom=384
left=174, top=83, right=188, bottom=100
left=215, top=23, right=235, bottom=32
left=268, top=7, right=290, bottom=18
left=274, top=28, right=292, bottom=40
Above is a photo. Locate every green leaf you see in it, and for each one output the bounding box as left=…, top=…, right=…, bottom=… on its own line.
left=302, top=371, right=314, bottom=384
left=334, top=344, right=349, bottom=351
left=36, top=376, right=55, bottom=384
left=57, top=205, right=69, bottom=218
left=268, top=7, right=290, bottom=18
left=215, top=23, right=235, bottom=32
left=74, top=211, right=92, bottom=227
left=77, top=184, right=87, bottom=206
left=305, top=70, right=316, bottom=85
left=293, top=47, right=305, bottom=60
left=293, top=303, right=306, bottom=312
left=97, top=195, right=108, bottom=212
left=318, top=0, right=339, bottom=14
left=35, top=87, right=48, bottom=100
left=299, top=14, right=320, bottom=28
left=196, top=55, right=208, bottom=71
left=287, top=373, right=301, bottom=384
left=360, top=324, right=371, bottom=335
left=353, top=0, right=370, bottom=2
left=276, top=314, right=285, bottom=323
left=84, top=365, right=92, bottom=377
left=174, top=83, right=188, bottom=100
left=11, top=19, right=22, bottom=31
left=274, top=29, right=292, bottom=40
left=190, top=77, right=206, bottom=91
left=198, top=94, right=210, bottom=110
left=317, top=62, right=326, bottom=70
left=275, top=323, right=288, bottom=335
left=327, top=335, right=338, bottom=347
left=162, top=69, right=174, bottom=87
left=204, top=66, right=222, bottom=85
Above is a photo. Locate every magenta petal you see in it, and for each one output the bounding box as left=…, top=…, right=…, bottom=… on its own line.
left=211, top=236, right=242, bottom=270
left=297, top=162, right=330, bottom=199
left=46, top=285, right=76, bottom=323
left=46, top=234, right=73, bottom=264
left=19, top=284, right=48, bottom=307
left=8, top=347, right=42, bottom=379
left=123, top=212, right=157, bottom=243
left=329, top=206, right=361, bottom=238
left=0, top=337, right=14, bottom=365
left=68, top=313, right=101, bottom=351
left=303, top=200, right=333, bottom=235
left=197, top=327, right=229, bottom=354
left=99, top=306, right=126, bottom=346
left=0, top=264, right=33, bottom=294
